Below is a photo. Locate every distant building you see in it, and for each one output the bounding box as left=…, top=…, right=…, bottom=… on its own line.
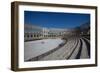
left=24, top=24, right=77, bottom=41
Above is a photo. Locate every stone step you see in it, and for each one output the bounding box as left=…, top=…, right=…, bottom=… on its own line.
left=40, top=38, right=78, bottom=60
left=80, top=38, right=89, bottom=58
left=68, top=38, right=81, bottom=59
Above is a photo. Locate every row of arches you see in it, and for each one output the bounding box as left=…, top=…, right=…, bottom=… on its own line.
left=24, top=31, right=79, bottom=41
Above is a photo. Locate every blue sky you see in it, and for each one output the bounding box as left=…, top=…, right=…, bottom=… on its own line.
left=24, top=11, right=90, bottom=29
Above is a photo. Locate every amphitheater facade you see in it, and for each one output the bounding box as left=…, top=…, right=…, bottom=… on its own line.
left=24, top=24, right=78, bottom=41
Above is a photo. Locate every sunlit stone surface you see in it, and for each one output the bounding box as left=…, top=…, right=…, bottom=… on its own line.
left=24, top=38, right=65, bottom=61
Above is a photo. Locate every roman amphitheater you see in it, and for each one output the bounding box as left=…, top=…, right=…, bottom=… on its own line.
left=24, top=24, right=90, bottom=61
